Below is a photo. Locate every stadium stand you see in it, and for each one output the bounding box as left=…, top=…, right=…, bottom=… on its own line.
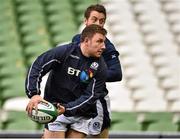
left=42, top=0, right=77, bottom=45
left=0, top=0, right=180, bottom=136
left=0, top=0, right=25, bottom=105
left=102, top=0, right=180, bottom=132
left=15, top=0, right=52, bottom=66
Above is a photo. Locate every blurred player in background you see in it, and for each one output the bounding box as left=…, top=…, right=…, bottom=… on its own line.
left=25, top=24, right=108, bottom=138
left=72, top=4, right=122, bottom=138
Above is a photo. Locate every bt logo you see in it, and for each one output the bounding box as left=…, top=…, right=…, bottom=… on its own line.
left=67, top=67, right=94, bottom=83
left=67, top=67, right=81, bottom=76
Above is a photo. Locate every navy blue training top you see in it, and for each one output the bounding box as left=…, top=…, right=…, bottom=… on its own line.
left=25, top=43, right=107, bottom=118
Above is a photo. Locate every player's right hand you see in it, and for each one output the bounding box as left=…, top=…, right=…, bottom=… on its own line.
left=26, top=95, right=43, bottom=116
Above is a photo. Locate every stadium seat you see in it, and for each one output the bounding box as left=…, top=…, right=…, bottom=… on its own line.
left=152, top=55, right=169, bottom=67
left=132, top=86, right=165, bottom=103
left=171, top=100, right=180, bottom=131
left=50, top=22, right=76, bottom=35
left=123, top=67, right=139, bottom=80
left=171, top=24, right=180, bottom=34
left=162, top=1, right=180, bottom=13
left=120, top=56, right=136, bottom=68
left=45, top=1, right=72, bottom=13
left=17, top=3, right=43, bottom=14
left=0, top=110, right=8, bottom=130
left=110, top=112, right=140, bottom=131
left=1, top=78, right=25, bottom=102
left=23, top=33, right=49, bottom=45
left=107, top=81, right=134, bottom=112
left=52, top=32, right=75, bottom=45
left=1, top=111, right=41, bottom=130
left=48, top=13, right=74, bottom=25
left=156, top=66, right=173, bottom=79
left=149, top=45, right=169, bottom=57
left=135, top=96, right=167, bottom=112
left=165, top=89, right=180, bottom=109
left=137, top=112, right=177, bottom=131
left=160, top=76, right=179, bottom=90
left=166, top=9, right=180, bottom=22
left=3, top=97, right=29, bottom=112
left=0, top=59, right=25, bottom=76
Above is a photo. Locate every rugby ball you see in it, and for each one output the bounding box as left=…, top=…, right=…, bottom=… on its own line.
left=29, top=101, right=58, bottom=124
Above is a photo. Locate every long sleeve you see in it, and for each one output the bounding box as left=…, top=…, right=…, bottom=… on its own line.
left=25, top=45, right=67, bottom=98
left=103, top=38, right=122, bottom=82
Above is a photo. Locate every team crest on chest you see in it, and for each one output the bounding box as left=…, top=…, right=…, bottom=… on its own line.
left=90, top=62, right=99, bottom=70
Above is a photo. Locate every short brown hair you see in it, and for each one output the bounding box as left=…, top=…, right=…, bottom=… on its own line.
left=80, top=24, right=107, bottom=42
left=84, top=4, right=106, bottom=19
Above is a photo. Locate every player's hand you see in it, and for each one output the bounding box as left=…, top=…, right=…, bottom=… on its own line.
left=26, top=95, right=43, bottom=116
left=56, top=103, right=65, bottom=115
